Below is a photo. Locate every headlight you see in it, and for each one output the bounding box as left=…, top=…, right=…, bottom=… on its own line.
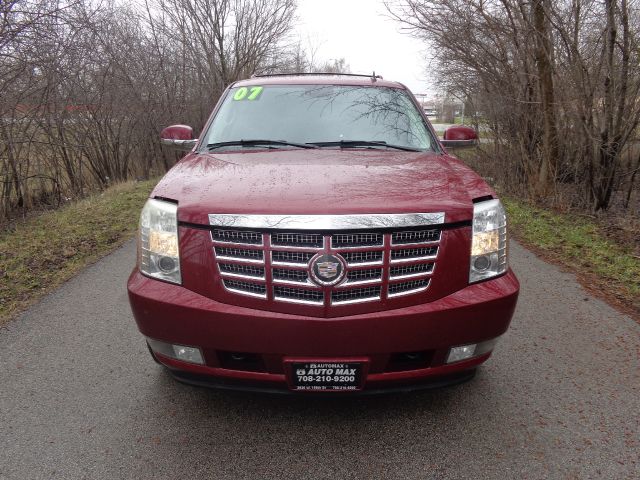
left=469, top=199, right=507, bottom=283
left=138, top=198, right=181, bottom=284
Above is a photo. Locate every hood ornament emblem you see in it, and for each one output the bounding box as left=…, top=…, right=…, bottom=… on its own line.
left=310, top=254, right=346, bottom=286
left=317, top=261, right=339, bottom=279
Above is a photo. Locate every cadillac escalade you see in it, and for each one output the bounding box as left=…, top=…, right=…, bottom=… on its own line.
left=127, top=73, right=520, bottom=393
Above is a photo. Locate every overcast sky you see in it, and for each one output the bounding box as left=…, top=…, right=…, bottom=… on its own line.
left=294, top=0, right=434, bottom=95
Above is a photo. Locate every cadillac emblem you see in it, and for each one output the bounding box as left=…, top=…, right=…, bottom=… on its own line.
left=310, top=254, right=346, bottom=286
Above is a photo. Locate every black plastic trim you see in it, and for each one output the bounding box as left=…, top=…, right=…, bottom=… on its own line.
left=167, top=368, right=476, bottom=396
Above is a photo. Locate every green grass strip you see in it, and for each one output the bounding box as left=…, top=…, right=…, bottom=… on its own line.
left=503, top=197, right=640, bottom=313
left=0, top=179, right=157, bottom=323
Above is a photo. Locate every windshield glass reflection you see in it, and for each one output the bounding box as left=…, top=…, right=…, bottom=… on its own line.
left=204, top=85, right=434, bottom=151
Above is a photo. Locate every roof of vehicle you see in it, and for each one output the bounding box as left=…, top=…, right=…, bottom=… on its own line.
left=233, top=74, right=408, bottom=90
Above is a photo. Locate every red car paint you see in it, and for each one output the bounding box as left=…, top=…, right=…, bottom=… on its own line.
left=154, top=149, right=491, bottom=225
left=443, top=125, right=478, bottom=141
left=160, top=124, right=194, bottom=140
left=127, top=75, right=519, bottom=393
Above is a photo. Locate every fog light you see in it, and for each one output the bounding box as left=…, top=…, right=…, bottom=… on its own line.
left=146, top=338, right=204, bottom=365
left=446, top=337, right=500, bottom=364
left=447, top=344, right=477, bottom=364
left=173, top=345, right=204, bottom=364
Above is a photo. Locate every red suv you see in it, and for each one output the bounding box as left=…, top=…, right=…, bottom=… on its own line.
left=127, top=74, right=519, bottom=394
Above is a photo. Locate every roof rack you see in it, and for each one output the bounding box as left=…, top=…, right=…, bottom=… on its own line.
left=252, top=72, right=383, bottom=81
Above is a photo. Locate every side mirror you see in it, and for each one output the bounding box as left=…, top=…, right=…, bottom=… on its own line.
left=440, top=125, right=478, bottom=149
left=160, top=125, right=198, bottom=151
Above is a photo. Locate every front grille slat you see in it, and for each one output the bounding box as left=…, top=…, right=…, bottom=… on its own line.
left=391, top=229, right=441, bottom=245
left=332, top=233, right=383, bottom=248
left=388, top=279, right=430, bottom=297
left=389, top=263, right=434, bottom=279
left=390, top=246, right=438, bottom=262
left=210, top=221, right=442, bottom=304
left=272, top=251, right=315, bottom=265
left=273, top=268, right=309, bottom=284
left=346, top=268, right=382, bottom=284
left=215, top=246, right=264, bottom=262
left=213, top=229, right=262, bottom=245
left=274, top=286, right=324, bottom=304
left=223, top=279, right=266, bottom=298
left=332, top=286, right=381, bottom=304
left=219, top=263, right=265, bottom=279
left=272, top=232, right=323, bottom=248
left=341, top=251, right=383, bottom=265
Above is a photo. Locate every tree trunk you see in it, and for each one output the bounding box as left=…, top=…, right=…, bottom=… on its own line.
left=532, top=0, right=559, bottom=199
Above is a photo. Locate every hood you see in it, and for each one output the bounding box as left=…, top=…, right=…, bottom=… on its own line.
left=152, top=149, right=494, bottom=225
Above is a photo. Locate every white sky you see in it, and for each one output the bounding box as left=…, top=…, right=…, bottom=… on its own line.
left=294, top=0, right=434, bottom=95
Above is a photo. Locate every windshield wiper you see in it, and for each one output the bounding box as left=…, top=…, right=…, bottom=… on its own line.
left=206, top=139, right=318, bottom=150
left=308, top=140, right=422, bottom=152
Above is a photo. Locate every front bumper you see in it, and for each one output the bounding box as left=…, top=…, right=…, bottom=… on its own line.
left=128, top=270, right=519, bottom=393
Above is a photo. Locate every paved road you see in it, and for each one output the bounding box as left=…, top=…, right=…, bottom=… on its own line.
left=1, top=241, right=638, bottom=479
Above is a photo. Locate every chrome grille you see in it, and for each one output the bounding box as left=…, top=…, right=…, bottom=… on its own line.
left=273, top=268, right=309, bottom=284
left=223, top=279, right=266, bottom=297
left=213, top=229, right=262, bottom=245
left=390, top=263, right=434, bottom=279
left=210, top=215, right=443, bottom=305
left=272, top=251, right=315, bottom=265
left=332, top=286, right=381, bottom=304
left=274, top=286, right=324, bottom=304
left=215, top=246, right=263, bottom=262
left=390, top=246, right=437, bottom=262
left=341, top=251, right=383, bottom=265
left=346, top=268, right=382, bottom=283
left=219, top=263, right=265, bottom=278
left=272, top=232, right=323, bottom=248
left=332, top=233, right=383, bottom=248
left=388, top=279, right=430, bottom=297
left=392, top=229, right=440, bottom=245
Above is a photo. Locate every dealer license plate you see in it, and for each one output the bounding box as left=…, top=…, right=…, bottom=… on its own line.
left=291, top=362, right=362, bottom=391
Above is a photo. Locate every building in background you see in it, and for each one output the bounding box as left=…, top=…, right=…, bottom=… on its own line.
left=414, top=93, right=464, bottom=123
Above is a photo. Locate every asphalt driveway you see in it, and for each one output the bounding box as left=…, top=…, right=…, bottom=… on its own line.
left=0, top=240, right=638, bottom=479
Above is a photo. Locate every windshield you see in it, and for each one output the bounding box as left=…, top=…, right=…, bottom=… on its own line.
left=203, top=85, right=435, bottom=151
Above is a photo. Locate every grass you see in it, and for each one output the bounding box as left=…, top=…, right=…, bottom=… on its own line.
left=503, top=197, right=640, bottom=315
left=0, top=179, right=157, bottom=324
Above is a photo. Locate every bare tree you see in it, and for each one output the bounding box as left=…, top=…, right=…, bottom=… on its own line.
left=146, top=0, right=296, bottom=96
left=555, top=0, right=640, bottom=209
left=0, top=0, right=298, bottom=220
left=386, top=0, right=640, bottom=211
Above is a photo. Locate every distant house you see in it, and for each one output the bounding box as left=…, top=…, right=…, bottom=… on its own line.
left=423, top=107, right=438, bottom=118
